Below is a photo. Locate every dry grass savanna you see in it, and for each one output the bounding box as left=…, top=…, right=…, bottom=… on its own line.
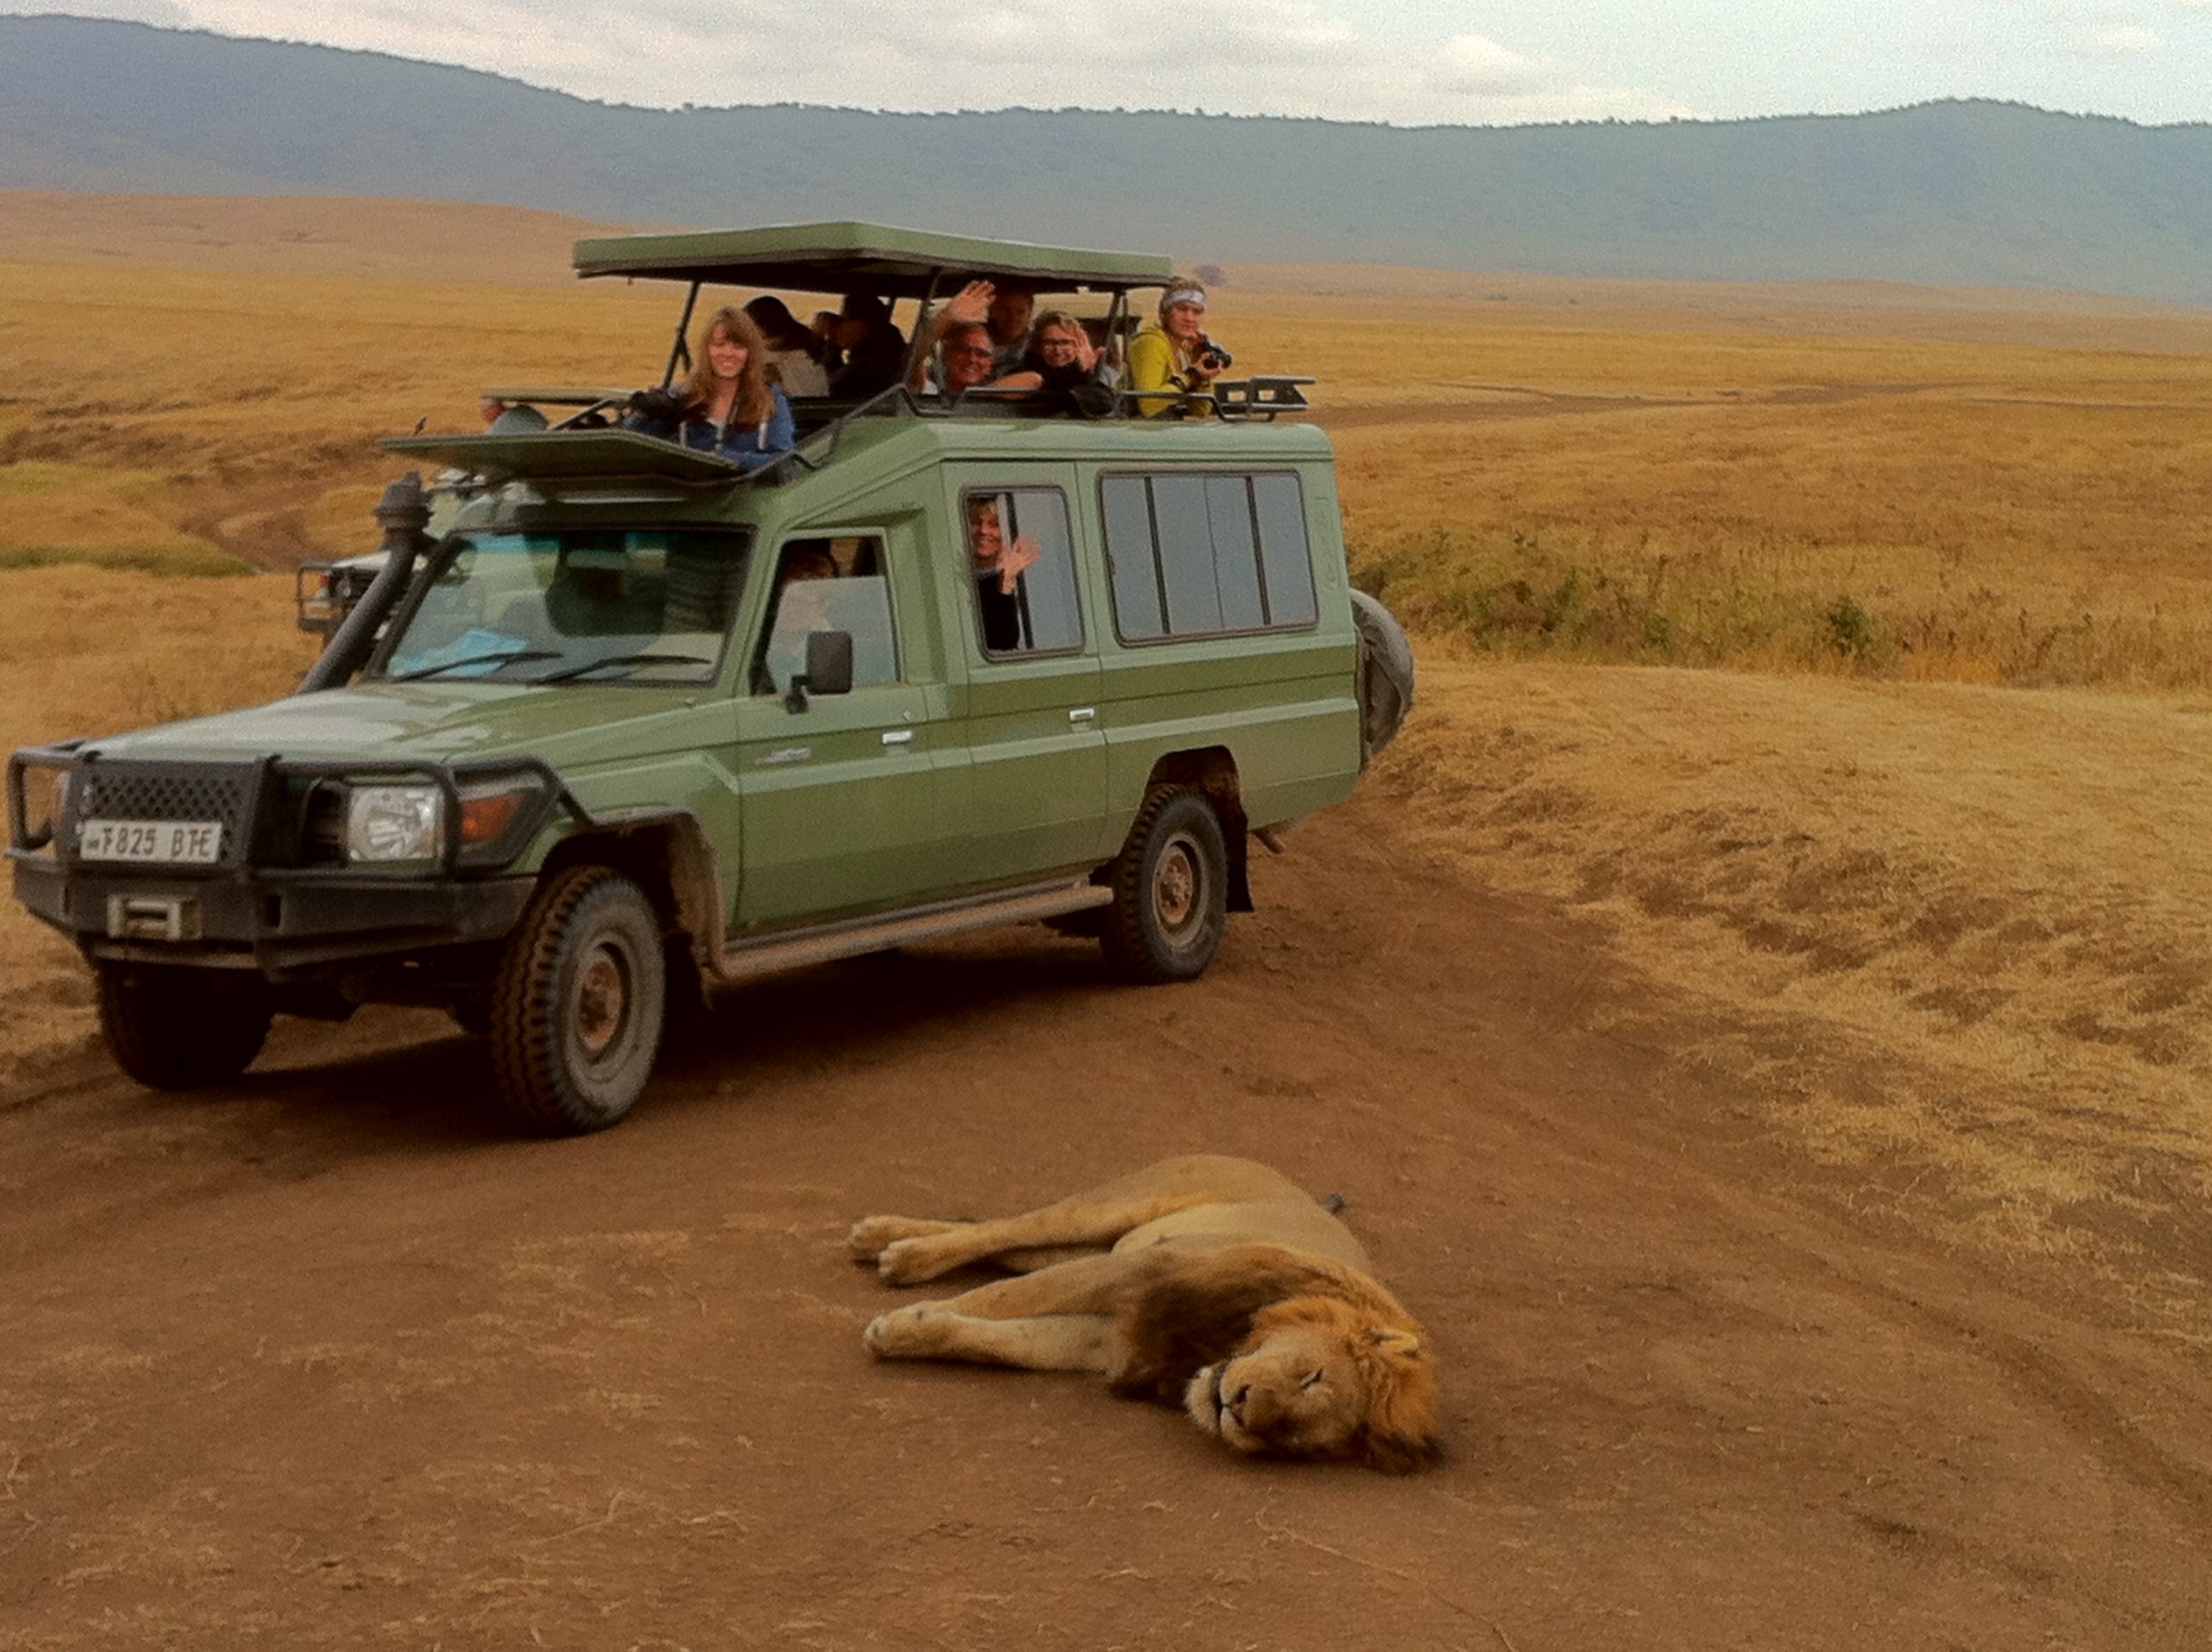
left=3, top=191, right=2211, bottom=1337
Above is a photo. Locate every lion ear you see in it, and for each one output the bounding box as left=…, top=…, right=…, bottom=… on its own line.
left=1364, top=1326, right=1423, bottom=1360
left=1355, top=1325, right=1441, bottom=1473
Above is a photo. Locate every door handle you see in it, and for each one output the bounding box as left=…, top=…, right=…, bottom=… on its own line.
left=882, top=728, right=915, bottom=747
left=1068, top=707, right=1097, bottom=724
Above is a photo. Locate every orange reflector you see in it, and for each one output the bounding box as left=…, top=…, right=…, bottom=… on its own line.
left=459, top=790, right=523, bottom=844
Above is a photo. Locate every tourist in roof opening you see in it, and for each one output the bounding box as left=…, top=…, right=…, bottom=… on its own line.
left=911, top=278, right=1039, bottom=388
left=916, top=318, right=1004, bottom=402
left=814, top=294, right=909, bottom=398
left=985, top=280, right=1036, bottom=375
left=744, top=295, right=830, bottom=398
left=622, top=305, right=795, bottom=472
left=1129, top=278, right=1229, bottom=416
left=991, top=309, right=1118, bottom=416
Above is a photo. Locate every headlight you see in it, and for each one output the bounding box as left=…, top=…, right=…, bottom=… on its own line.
left=346, top=784, right=444, bottom=862
left=13, top=762, right=69, bottom=850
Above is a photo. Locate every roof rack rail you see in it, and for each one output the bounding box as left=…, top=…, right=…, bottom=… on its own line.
left=1117, top=376, right=1316, bottom=422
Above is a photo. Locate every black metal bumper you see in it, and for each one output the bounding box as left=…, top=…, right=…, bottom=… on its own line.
left=10, top=853, right=533, bottom=975
left=6, top=747, right=585, bottom=979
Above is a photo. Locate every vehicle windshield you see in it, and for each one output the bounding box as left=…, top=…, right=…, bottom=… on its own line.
left=376, top=527, right=753, bottom=687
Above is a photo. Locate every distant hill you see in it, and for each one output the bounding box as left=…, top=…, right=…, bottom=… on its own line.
left=5, top=15, right=2212, bottom=305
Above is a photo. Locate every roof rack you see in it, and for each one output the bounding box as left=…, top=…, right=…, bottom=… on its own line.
left=1120, top=377, right=1316, bottom=422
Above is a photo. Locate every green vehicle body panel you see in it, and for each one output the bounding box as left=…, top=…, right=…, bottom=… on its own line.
left=384, top=429, right=751, bottom=486
left=20, top=410, right=1362, bottom=969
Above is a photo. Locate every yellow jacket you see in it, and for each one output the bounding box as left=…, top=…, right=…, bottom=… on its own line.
left=1127, top=324, right=1206, bottom=418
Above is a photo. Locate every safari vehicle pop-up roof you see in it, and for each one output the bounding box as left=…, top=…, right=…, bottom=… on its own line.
left=381, top=220, right=1308, bottom=488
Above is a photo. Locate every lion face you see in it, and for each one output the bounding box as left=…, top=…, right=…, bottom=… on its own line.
left=1181, top=1295, right=1438, bottom=1471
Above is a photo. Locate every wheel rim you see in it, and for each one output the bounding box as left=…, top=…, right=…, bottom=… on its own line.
left=1152, top=834, right=1202, bottom=939
left=573, top=943, right=632, bottom=1061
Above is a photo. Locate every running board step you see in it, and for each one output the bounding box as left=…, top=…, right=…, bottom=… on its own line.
left=713, top=880, right=1111, bottom=983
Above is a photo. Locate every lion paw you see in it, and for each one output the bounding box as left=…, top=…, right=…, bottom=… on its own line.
left=848, top=1216, right=964, bottom=1264
left=876, top=1235, right=967, bottom=1286
left=864, top=1303, right=949, bottom=1358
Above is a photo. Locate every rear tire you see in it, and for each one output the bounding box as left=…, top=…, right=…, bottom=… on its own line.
left=96, top=963, right=272, bottom=1091
left=1100, top=787, right=1228, bottom=984
left=489, top=865, right=666, bottom=1135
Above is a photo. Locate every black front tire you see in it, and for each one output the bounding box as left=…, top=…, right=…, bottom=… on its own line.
left=96, top=963, right=272, bottom=1091
left=489, top=866, right=667, bottom=1135
left=1101, top=787, right=1229, bottom=984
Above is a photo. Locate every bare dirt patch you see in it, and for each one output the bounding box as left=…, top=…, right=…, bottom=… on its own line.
left=3, top=804, right=2209, bottom=1649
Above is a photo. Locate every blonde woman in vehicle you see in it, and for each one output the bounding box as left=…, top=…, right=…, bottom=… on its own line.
left=623, top=305, right=795, bottom=471
left=1127, top=280, right=1228, bottom=416
left=991, top=310, right=1118, bottom=416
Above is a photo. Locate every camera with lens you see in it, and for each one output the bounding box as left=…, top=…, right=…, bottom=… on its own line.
left=1194, top=339, right=1234, bottom=375
left=626, top=386, right=690, bottom=425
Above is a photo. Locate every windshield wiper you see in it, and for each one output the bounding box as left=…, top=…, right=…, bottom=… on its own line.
left=383, top=649, right=560, bottom=683
left=537, top=651, right=712, bottom=683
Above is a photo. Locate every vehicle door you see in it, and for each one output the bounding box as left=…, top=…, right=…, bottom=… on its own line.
left=940, top=466, right=1109, bottom=880
left=731, top=526, right=956, bottom=928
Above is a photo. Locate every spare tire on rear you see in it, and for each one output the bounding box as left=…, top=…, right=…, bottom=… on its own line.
left=1348, top=588, right=1415, bottom=766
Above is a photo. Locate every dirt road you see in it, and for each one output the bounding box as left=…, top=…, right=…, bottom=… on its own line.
left=3, top=800, right=2208, bottom=1649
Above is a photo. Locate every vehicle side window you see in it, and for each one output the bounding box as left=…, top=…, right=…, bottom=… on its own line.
left=1100, top=471, right=1318, bottom=642
left=963, top=487, right=1085, bottom=658
left=753, top=535, right=899, bottom=695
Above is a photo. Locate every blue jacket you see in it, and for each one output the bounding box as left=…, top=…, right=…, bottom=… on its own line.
left=626, top=387, right=795, bottom=472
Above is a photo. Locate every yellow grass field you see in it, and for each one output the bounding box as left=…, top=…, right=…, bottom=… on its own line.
left=3, top=193, right=2210, bottom=1323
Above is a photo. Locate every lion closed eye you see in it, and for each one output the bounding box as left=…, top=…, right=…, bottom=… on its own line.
left=849, top=1155, right=1441, bottom=1471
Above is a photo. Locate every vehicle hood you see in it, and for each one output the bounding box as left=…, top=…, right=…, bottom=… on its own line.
left=75, top=682, right=720, bottom=771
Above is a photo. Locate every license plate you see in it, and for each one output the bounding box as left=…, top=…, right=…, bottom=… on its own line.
left=77, top=819, right=224, bottom=864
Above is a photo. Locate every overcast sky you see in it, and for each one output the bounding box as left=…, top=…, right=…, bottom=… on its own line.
left=12, top=0, right=2212, bottom=125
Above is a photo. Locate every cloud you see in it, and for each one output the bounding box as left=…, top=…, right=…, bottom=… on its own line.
left=2071, top=21, right=2168, bottom=54
left=52, top=0, right=1697, bottom=125
left=0, top=0, right=191, bottom=20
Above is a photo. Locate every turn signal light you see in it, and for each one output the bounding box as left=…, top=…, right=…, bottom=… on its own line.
left=459, top=789, right=524, bottom=845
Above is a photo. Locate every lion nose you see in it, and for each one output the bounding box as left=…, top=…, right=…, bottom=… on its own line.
left=1225, top=1381, right=1251, bottom=1419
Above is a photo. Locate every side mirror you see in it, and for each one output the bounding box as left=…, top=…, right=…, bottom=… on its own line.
left=784, top=629, right=855, bottom=712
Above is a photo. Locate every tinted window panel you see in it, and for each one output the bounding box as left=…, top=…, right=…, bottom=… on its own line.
left=1206, top=475, right=1266, bottom=631
left=1150, top=474, right=1224, bottom=635
left=965, top=488, right=1084, bottom=657
left=1003, top=490, right=1084, bottom=653
left=756, top=536, right=899, bottom=694
left=1252, top=473, right=1318, bottom=627
left=1101, top=475, right=1164, bottom=640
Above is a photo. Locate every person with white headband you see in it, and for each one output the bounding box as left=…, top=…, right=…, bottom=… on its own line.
left=1128, top=278, right=1228, bottom=417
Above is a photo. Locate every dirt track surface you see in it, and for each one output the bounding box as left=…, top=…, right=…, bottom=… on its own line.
left=3, top=801, right=2209, bottom=1649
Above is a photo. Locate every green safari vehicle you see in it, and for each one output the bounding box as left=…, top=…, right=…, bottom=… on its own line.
left=6, top=224, right=1413, bottom=1133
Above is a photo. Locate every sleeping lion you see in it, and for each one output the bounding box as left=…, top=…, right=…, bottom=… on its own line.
left=849, top=1155, right=1440, bottom=1471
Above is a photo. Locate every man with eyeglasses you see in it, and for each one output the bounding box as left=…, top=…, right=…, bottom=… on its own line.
left=915, top=319, right=1004, bottom=403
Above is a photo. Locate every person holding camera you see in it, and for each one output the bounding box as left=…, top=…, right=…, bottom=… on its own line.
left=623, top=305, right=795, bottom=472
left=1128, top=279, right=1230, bottom=417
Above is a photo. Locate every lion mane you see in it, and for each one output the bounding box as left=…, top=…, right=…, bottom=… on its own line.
left=851, top=1156, right=1441, bottom=1472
